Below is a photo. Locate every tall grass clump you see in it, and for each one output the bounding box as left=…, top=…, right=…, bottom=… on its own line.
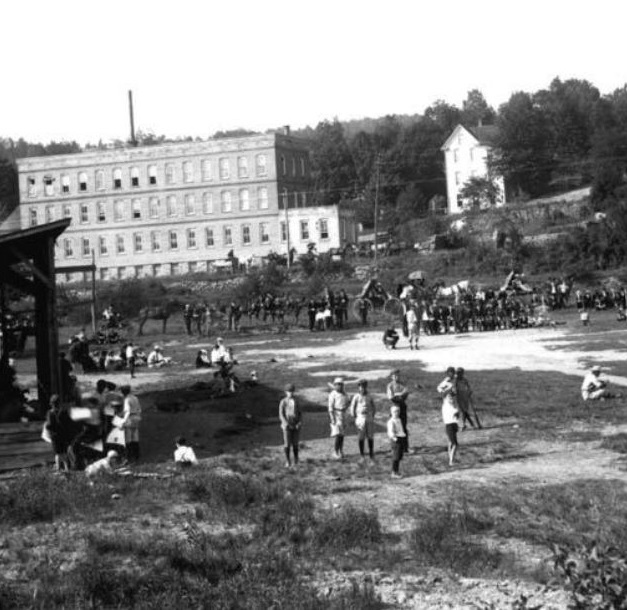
left=313, top=505, right=382, bottom=550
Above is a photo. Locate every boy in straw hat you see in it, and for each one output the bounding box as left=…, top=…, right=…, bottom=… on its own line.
left=350, top=379, right=376, bottom=460
left=328, top=377, right=350, bottom=459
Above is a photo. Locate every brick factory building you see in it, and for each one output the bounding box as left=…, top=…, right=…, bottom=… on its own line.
left=17, top=131, right=357, bottom=281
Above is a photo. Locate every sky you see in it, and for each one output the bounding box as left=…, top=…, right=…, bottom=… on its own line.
left=2, top=0, right=627, bottom=145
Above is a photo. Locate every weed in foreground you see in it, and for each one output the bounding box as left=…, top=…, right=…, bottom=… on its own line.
left=600, top=432, right=627, bottom=454
left=313, top=505, right=382, bottom=551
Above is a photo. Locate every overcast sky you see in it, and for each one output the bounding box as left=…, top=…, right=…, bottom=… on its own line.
left=3, top=0, right=626, bottom=144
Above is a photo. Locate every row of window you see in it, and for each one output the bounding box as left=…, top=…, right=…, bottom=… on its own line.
left=93, top=261, right=235, bottom=282
left=27, top=152, right=308, bottom=197
left=60, top=218, right=331, bottom=259
left=452, top=147, right=485, bottom=164
left=61, top=223, right=272, bottom=258
left=27, top=187, right=278, bottom=226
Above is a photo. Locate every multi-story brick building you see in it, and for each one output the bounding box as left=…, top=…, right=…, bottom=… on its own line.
left=17, top=132, right=357, bottom=281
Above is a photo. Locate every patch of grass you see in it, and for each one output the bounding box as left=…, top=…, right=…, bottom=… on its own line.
left=406, top=500, right=499, bottom=576
left=313, top=505, right=382, bottom=550
left=0, top=470, right=114, bottom=526
left=600, top=433, right=627, bottom=454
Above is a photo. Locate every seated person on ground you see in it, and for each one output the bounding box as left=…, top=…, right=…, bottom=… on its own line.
left=382, top=326, right=399, bottom=349
left=147, top=345, right=171, bottom=368
left=581, top=365, right=620, bottom=401
left=85, top=450, right=118, bottom=479
left=195, top=349, right=212, bottom=368
left=174, top=436, right=198, bottom=466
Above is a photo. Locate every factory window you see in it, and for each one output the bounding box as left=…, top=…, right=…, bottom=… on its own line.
left=165, top=163, right=176, bottom=184
left=185, top=194, right=195, bottom=216
left=132, top=199, right=141, bottom=219
left=239, top=188, right=250, bottom=211
left=61, top=174, right=70, bottom=193
left=99, top=236, right=108, bottom=255
left=114, top=200, right=124, bottom=221
left=205, top=227, right=214, bottom=247
left=27, top=177, right=37, bottom=197
left=45, top=206, right=54, bottom=223
left=63, top=238, right=74, bottom=257
left=187, top=228, right=197, bottom=248
left=130, top=167, right=140, bottom=187
left=169, top=230, right=178, bottom=250
left=63, top=204, right=72, bottom=218
left=258, top=187, right=268, bottom=209
left=113, top=168, right=123, bottom=189
left=78, top=172, right=87, bottom=192
left=223, top=225, right=232, bottom=246
left=29, top=208, right=38, bottom=227
left=95, top=170, right=105, bottom=190
left=80, top=203, right=89, bottom=223
left=280, top=155, right=286, bottom=176
left=44, top=176, right=54, bottom=196
left=148, top=165, right=157, bottom=185
left=166, top=195, right=177, bottom=217
left=237, top=156, right=248, bottom=178
left=221, top=191, right=232, bottom=213
left=260, top=222, right=270, bottom=244
left=149, top=197, right=159, bottom=218
left=134, top=233, right=143, bottom=253
left=82, top=238, right=91, bottom=257
left=256, top=154, right=267, bottom=176
left=202, top=192, right=213, bottom=214
left=183, top=161, right=194, bottom=183
left=97, top=201, right=106, bottom=222
left=151, top=231, right=161, bottom=252
left=280, top=221, right=287, bottom=242
left=319, top=219, right=329, bottom=240
left=116, top=235, right=125, bottom=254
left=219, top=158, right=230, bottom=180
left=300, top=220, right=309, bottom=241
left=242, top=224, right=251, bottom=245
left=201, top=159, right=212, bottom=181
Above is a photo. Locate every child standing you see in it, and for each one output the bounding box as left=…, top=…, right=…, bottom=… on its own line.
left=437, top=367, right=460, bottom=467
left=455, top=367, right=479, bottom=430
left=387, top=405, right=406, bottom=478
left=279, top=383, right=302, bottom=467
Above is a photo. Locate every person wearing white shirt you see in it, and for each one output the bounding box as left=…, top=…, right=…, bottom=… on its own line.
left=405, top=307, right=419, bottom=350
left=210, top=338, right=230, bottom=365
left=438, top=367, right=460, bottom=467
left=147, top=346, right=170, bottom=368
left=120, top=385, right=142, bottom=462
left=387, top=405, right=406, bottom=478
left=581, top=365, right=618, bottom=401
left=174, top=436, right=198, bottom=467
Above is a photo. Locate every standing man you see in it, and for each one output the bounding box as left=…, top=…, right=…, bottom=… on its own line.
left=386, top=369, right=410, bottom=453
left=328, top=377, right=350, bottom=459
left=279, top=383, right=302, bottom=467
left=438, top=367, right=460, bottom=467
left=350, top=379, right=376, bottom=460
left=125, top=342, right=136, bottom=379
left=183, top=304, right=193, bottom=336
left=120, top=385, right=142, bottom=462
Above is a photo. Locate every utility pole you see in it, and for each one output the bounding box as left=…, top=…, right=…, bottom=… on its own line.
left=284, top=194, right=291, bottom=269
left=373, top=152, right=381, bottom=267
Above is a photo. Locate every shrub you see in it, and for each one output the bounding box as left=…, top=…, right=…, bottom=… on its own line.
left=553, top=543, right=627, bottom=609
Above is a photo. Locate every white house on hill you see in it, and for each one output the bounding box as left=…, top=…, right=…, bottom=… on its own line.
left=441, top=124, right=505, bottom=214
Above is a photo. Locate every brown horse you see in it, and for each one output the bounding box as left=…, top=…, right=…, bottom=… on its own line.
left=137, top=301, right=180, bottom=336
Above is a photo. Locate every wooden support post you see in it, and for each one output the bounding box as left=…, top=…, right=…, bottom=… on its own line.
left=32, top=236, right=59, bottom=408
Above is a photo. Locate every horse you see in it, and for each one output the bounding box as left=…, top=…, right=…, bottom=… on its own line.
left=137, top=301, right=179, bottom=336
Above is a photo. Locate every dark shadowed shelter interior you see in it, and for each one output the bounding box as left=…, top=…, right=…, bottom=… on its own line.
left=0, top=218, right=70, bottom=416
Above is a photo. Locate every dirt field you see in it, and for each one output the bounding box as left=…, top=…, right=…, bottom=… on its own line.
left=6, top=309, right=627, bottom=607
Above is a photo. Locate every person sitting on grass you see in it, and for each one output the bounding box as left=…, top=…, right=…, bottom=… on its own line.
left=85, top=450, right=118, bottom=479
left=210, top=338, right=230, bottom=366
left=438, top=366, right=460, bottom=467
left=382, top=326, right=399, bottom=350
left=279, top=383, right=302, bottom=468
left=147, top=345, right=171, bottom=368
left=387, top=405, right=405, bottom=479
left=195, top=349, right=212, bottom=368
left=174, top=436, right=198, bottom=467
left=581, top=365, right=621, bottom=401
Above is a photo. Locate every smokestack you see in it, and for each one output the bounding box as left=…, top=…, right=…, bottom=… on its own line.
left=128, top=90, right=137, bottom=146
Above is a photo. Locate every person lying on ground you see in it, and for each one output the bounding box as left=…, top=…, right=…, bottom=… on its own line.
left=581, top=365, right=621, bottom=401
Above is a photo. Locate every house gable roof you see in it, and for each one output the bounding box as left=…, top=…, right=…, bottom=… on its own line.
left=441, top=123, right=500, bottom=150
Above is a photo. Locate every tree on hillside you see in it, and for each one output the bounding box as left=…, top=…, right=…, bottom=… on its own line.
left=424, top=100, right=462, bottom=133
left=490, top=91, right=553, bottom=198
left=310, top=119, right=357, bottom=206
left=458, top=176, right=502, bottom=209
left=0, top=158, right=18, bottom=221
left=461, top=89, right=496, bottom=126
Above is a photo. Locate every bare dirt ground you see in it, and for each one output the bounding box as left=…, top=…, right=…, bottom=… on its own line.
left=13, top=319, right=627, bottom=607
